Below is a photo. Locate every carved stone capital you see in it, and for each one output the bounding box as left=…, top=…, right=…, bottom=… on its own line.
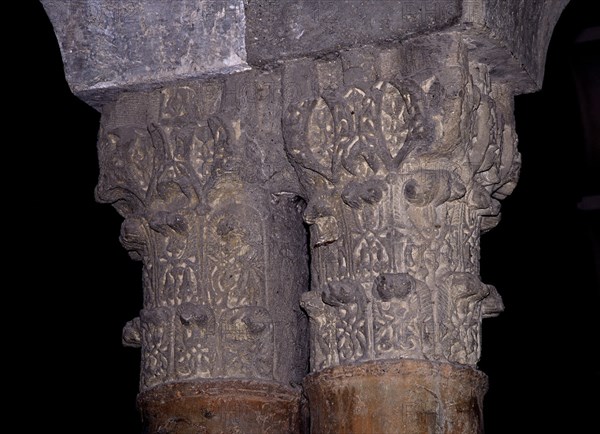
left=95, top=78, right=309, bottom=392
left=282, top=33, right=518, bottom=370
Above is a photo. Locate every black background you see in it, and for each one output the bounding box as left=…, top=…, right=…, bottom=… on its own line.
left=25, top=1, right=598, bottom=432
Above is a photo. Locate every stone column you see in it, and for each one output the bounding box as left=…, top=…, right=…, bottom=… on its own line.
left=41, top=2, right=311, bottom=432
left=95, top=77, right=309, bottom=432
left=281, top=31, right=516, bottom=433
left=41, top=1, right=570, bottom=432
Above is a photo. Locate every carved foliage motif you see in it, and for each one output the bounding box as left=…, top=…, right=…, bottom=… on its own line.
left=97, top=86, right=274, bottom=389
left=283, top=73, right=518, bottom=369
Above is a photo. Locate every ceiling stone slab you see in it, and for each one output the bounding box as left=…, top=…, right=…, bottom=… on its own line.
left=245, top=0, right=462, bottom=65
left=40, top=0, right=249, bottom=109
left=41, top=0, right=571, bottom=109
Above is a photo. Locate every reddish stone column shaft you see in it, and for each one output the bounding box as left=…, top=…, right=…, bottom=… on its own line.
left=304, top=360, right=488, bottom=434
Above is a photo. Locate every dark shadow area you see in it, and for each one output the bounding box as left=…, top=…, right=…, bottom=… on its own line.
left=27, top=1, right=144, bottom=431
left=479, top=1, right=599, bottom=432
left=26, top=0, right=597, bottom=432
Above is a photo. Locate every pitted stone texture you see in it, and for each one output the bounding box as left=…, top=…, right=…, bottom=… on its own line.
left=304, top=359, right=488, bottom=434
left=40, top=0, right=248, bottom=109
left=245, top=0, right=461, bottom=66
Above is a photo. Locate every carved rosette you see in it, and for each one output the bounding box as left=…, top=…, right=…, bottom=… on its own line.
left=283, top=66, right=519, bottom=370
left=96, top=85, right=307, bottom=391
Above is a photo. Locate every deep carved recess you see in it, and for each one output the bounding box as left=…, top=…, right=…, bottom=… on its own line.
left=283, top=52, right=519, bottom=369
left=96, top=84, right=308, bottom=391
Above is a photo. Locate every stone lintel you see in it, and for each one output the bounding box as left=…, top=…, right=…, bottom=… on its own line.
left=246, top=0, right=570, bottom=95
left=244, top=0, right=462, bottom=66
left=41, top=0, right=570, bottom=109
left=40, top=0, right=249, bottom=110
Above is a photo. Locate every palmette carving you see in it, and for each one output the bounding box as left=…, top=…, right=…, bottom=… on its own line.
left=284, top=71, right=519, bottom=369
left=96, top=85, right=287, bottom=390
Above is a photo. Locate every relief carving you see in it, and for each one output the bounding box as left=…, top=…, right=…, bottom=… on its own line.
left=221, top=306, right=274, bottom=379
left=284, top=67, right=519, bottom=369
left=96, top=84, right=300, bottom=390
left=175, top=302, right=216, bottom=379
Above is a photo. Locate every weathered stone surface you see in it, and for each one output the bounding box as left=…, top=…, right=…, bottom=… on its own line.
left=245, top=0, right=461, bottom=66
left=39, top=1, right=574, bottom=432
left=40, top=0, right=249, bottom=109
left=246, top=0, right=570, bottom=93
left=282, top=32, right=517, bottom=370
left=138, top=380, right=304, bottom=433
left=40, top=0, right=570, bottom=109
left=471, top=0, right=571, bottom=90
left=304, top=359, right=488, bottom=434
left=96, top=73, right=309, bottom=391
